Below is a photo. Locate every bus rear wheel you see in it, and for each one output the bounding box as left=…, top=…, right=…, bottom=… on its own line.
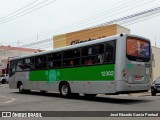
left=59, top=82, right=71, bottom=97
left=151, top=92, right=156, bottom=96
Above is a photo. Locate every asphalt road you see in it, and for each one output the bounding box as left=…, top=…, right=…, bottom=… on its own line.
left=0, top=83, right=160, bottom=120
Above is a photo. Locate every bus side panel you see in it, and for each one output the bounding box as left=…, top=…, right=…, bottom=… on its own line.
left=69, top=81, right=116, bottom=94
left=9, top=75, right=17, bottom=89
left=36, top=82, right=59, bottom=91
left=9, top=72, right=38, bottom=90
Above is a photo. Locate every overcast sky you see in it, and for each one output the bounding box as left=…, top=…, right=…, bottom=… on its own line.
left=0, top=0, right=160, bottom=49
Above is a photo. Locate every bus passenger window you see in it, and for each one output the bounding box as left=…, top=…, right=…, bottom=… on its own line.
left=94, top=44, right=104, bottom=64
left=97, top=54, right=104, bottom=64
left=82, top=46, right=93, bottom=56
left=24, top=57, right=34, bottom=70
left=54, top=53, right=62, bottom=60
left=69, top=58, right=80, bottom=67
left=48, top=61, right=53, bottom=68
left=84, top=57, right=94, bottom=65
left=16, top=59, right=24, bottom=71
left=69, top=60, right=74, bottom=66
left=88, top=48, right=92, bottom=55
left=9, top=61, right=16, bottom=76
left=35, top=55, right=47, bottom=69
left=53, top=61, right=61, bottom=68
left=82, top=44, right=105, bottom=65
left=63, top=49, right=80, bottom=68
left=48, top=54, right=54, bottom=61
left=105, top=41, right=116, bottom=63
left=93, top=44, right=104, bottom=54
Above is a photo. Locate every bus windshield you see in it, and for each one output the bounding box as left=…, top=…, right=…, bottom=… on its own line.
left=126, top=37, right=150, bottom=62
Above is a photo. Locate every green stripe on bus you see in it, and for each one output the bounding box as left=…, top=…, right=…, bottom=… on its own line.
left=29, top=64, right=115, bottom=82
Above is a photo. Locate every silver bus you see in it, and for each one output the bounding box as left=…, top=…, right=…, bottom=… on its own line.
left=9, top=34, right=152, bottom=97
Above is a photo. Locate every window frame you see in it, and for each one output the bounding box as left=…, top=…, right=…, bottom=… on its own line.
left=23, top=57, right=35, bottom=71
left=62, top=48, right=81, bottom=68
left=47, top=52, right=62, bottom=69
left=126, top=37, right=151, bottom=62
left=35, top=55, right=47, bottom=70
left=16, top=59, right=25, bottom=72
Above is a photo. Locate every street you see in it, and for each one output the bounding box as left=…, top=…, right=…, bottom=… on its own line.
left=0, top=83, right=160, bottom=120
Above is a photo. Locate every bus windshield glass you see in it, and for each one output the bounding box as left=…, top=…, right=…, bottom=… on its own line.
left=126, top=37, right=150, bottom=62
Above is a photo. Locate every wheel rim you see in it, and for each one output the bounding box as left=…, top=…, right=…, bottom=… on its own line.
left=19, top=84, right=24, bottom=91
left=61, top=85, right=68, bottom=96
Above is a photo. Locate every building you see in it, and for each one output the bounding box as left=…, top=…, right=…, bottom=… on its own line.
left=0, top=45, right=43, bottom=75
left=152, top=46, right=160, bottom=81
left=53, top=24, right=130, bottom=48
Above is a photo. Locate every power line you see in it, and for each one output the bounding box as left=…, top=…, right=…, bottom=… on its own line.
left=3, top=0, right=159, bottom=49
left=38, top=10, right=160, bottom=50
left=20, top=38, right=52, bottom=47
left=19, top=0, right=158, bottom=45
left=15, top=0, right=133, bottom=43
left=35, top=0, right=140, bottom=36
left=57, top=0, right=157, bottom=35
left=34, top=10, right=160, bottom=49
left=0, top=0, right=58, bottom=24
left=19, top=5, right=160, bottom=49
left=0, top=0, right=39, bottom=21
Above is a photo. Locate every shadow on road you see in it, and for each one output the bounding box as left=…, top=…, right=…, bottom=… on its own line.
left=12, top=91, right=152, bottom=105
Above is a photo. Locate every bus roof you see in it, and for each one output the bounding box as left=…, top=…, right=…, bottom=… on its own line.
left=9, top=34, right=150, bottom=61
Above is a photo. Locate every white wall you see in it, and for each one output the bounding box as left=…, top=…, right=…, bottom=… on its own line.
left=0, top=49, right=37, bottom=75
left=152, top=46, right=160, bottom=81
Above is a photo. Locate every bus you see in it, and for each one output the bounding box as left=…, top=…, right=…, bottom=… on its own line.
left=8, top=34, right=152, bottom=97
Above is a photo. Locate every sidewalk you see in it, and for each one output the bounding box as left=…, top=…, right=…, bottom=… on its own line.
left=129, top=91, right=151, bottom=97
left=0, top=84, right=9, bottom=88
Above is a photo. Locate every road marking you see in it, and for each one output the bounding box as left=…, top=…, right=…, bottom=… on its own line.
left=3, top=98, right=17, bottom=103
left=0, top=96, right=17, bottom=104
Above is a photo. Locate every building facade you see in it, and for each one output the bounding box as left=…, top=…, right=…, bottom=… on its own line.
left=152, top=46, right=160, bottom=81
left=53, top=24, right=130, bottom=48
left=0, top=46, right=42, bottom=75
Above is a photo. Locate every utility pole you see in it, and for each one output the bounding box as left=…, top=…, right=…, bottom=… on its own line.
left=17, top=40, right=19, bottom=46
left=37, top=34, right=38, bottom=41
left=155, top=37, right=156, bottom=47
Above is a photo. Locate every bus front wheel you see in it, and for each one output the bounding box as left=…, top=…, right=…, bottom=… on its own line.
left=18, top=83, right=24, bottom=93
left=18, top=83, right=30, bottom=93
left=59, top=82, right=71, bottom=97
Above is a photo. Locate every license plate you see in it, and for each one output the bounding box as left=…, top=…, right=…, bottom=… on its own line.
left=135, top=76, right=142, bottom=80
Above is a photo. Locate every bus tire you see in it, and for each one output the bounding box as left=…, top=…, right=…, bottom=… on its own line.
left=59, top=82, right=71, bottom=98
left=151, top=92, right=156, bottom=96
left=1, top=79, right=6, bottom=84
left=18, top=83, right=24, bottom=93
left=84, top=94, right=97, bottom=98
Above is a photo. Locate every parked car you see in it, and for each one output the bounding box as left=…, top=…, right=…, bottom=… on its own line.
left=151, top=77, right=160, bottom=96
left=0, top=74, right=9, bottom=84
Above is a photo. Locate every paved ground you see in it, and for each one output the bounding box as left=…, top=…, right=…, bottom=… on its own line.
left=0, top=83, right=160, bottom=120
